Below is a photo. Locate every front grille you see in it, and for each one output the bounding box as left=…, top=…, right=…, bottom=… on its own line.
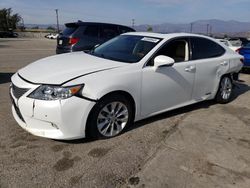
left=12, top=84, right=30, bottom=99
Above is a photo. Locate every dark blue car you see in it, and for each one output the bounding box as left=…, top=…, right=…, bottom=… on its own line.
left=238, top=42, right=250, bottom=69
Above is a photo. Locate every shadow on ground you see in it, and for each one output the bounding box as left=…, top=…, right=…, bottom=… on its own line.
left=0, top=73, right=14, bottom=84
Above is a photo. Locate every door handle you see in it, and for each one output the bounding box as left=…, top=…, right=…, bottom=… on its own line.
left=220, top=61, right=228, bottom=66
left=185, top=65, right=196, bottom=72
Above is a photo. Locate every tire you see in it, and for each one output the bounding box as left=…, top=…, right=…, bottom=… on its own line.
left=215, top=76, right=233, bottom=104
left=86, top=94, right=133, bottom=139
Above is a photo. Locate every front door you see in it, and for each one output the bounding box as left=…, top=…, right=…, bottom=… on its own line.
left=141, top=38, right=196, bottom=116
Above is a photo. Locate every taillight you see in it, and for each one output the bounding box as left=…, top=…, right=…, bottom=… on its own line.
left=69, top=37, right=79, bottom=45
left=236, top=48, right=241, bottom=53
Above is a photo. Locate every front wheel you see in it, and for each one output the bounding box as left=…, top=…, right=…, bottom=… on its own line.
left=86, top=95, right=133, bottom=139
left=215, top=76, right=233, bottom=104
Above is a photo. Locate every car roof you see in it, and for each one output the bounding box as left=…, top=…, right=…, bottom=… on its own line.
left=65, top=21, right=134, bottom=29
left=122, top=32, right=214, bottom=40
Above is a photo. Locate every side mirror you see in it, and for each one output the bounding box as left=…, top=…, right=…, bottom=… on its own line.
left=154, top=55, right=175, bottom=68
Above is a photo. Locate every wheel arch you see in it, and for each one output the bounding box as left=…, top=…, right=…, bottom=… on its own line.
left=85, top=90, right=137, bottom=137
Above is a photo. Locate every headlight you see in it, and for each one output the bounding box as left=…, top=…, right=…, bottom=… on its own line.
left=28, top=85, right=83, bottom=100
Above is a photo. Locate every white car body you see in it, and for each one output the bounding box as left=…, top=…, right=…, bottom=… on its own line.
left=10, top=32, right=243, bottom=140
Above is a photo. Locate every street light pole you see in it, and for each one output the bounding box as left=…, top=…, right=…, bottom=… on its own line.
left=132, top=19, right=135, bottom=28
left=190, top=23, right=193, bottom=33
left=55, top=9, right=59, bottom=33
left=206, top=24, right=209, bottom=35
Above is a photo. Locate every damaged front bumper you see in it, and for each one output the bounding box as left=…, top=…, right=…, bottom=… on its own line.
left=10, top=73, right=95, bottom=140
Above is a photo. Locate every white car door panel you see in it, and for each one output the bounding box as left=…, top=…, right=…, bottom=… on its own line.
left=141, top=61, right=195, bottom=116
left=192, top=58, right=229, bottom=100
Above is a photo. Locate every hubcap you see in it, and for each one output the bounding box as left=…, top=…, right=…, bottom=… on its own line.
left=97, top=102, right=129, bottom=137
left=220, top=77, right=232, bottom=100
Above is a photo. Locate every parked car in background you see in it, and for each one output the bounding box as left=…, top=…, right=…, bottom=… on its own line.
left=230, top=37, right=250, bottom=46
left=56, top=21, right=135, bottom=54
left=217, top=39, right=241, bottom=52
left=45, top=33, right=59, bottom=39
left=0, top=31, right=18, bottom=38
left=10, top=33, right=243, bottom=140
left=238, top=42, right=250, bottom=69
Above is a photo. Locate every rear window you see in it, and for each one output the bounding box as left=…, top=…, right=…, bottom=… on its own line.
left=119, top=26, right=134, bottom=34
left=62, top=27, right=77, bottom=36
left=191, top=37, right=225, bottom=60
left=83, top=25, right=99, bottom=37
left=100, top=25, right=119, bottom=39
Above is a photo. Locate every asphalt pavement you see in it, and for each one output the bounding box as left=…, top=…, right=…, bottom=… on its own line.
left=0, top=38, right=250, bottom=188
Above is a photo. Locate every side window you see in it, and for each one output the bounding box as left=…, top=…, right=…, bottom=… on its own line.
left=100, top=25, right=119, bottom=39
left=148, top=38, right=189, bottom=66
left=83, top=25, right=99, bottom=37
left=191, top=37, right=225, bottom=60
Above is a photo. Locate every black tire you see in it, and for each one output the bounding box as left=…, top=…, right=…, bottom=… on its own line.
left=215, top=75, right=233, bottom=104
left=86, top=94, right=133, bottom=139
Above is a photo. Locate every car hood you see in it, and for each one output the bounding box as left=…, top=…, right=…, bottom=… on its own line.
left=18, top=52, right=126, bottom=85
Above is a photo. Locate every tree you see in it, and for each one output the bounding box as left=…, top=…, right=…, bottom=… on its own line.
left=0, top=8, right=22, bottom=31
left=31, top=26, right=39, bottom=29
left=47, top=26, right=56, bottom=31
left=147, top=25, right=153, bottom=32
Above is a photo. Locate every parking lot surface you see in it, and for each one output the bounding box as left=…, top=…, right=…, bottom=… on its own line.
left=0, top=38, right=250, bottom=188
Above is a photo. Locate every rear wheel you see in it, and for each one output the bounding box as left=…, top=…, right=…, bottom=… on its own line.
left=215, top=76, right=233, bottom=104
left=86, top=94, right=133, bottom=139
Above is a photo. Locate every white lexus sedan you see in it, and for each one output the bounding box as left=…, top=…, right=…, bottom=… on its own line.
left=10, top=33, right=243, bottom=140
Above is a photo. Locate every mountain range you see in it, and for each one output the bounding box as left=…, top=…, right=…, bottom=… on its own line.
left=25, top=19, right=250, bottom=36
left=135, top=19, right=250, bottom=35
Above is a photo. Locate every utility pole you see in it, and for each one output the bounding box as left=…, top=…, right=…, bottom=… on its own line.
left=21, top=17, right=25, bottom=31
left=209, top=25, right=213, bottom=36
left=190, top=23, right=193, bottom=33
left=206, top=24, right=209, bottom=35
left=55, top=9, right=59, bottom=33
left=132, top=19, right=135, bottom=28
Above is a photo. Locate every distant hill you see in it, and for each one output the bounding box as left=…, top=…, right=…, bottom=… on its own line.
left=135, top=19, right=250, bottom=35
left=25, top=24, right=64, bottom=30
left=24, top=19, right=250, bottom=37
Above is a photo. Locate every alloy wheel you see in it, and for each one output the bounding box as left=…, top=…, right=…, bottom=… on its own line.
left=97, top=102, right=129, bottom=137
left=220, top=77, right=233, bottom=100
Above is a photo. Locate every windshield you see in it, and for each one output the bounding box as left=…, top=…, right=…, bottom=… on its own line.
left=90, top=35, right=162, bottom=63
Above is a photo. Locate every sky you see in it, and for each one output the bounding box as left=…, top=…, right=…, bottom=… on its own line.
left=0, top=0, right=250, bottom=26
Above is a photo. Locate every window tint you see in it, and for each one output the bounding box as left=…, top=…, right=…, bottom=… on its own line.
left=84, top=25, right=99, bottom=37
left=191, top=37, right=225, bottom=60
left=62, top=26, right=77, bottom=36
left=100, top=25, right=119, bottom=39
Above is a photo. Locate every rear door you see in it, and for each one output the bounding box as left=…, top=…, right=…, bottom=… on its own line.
left=190, top=37, right=228, bottom=100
